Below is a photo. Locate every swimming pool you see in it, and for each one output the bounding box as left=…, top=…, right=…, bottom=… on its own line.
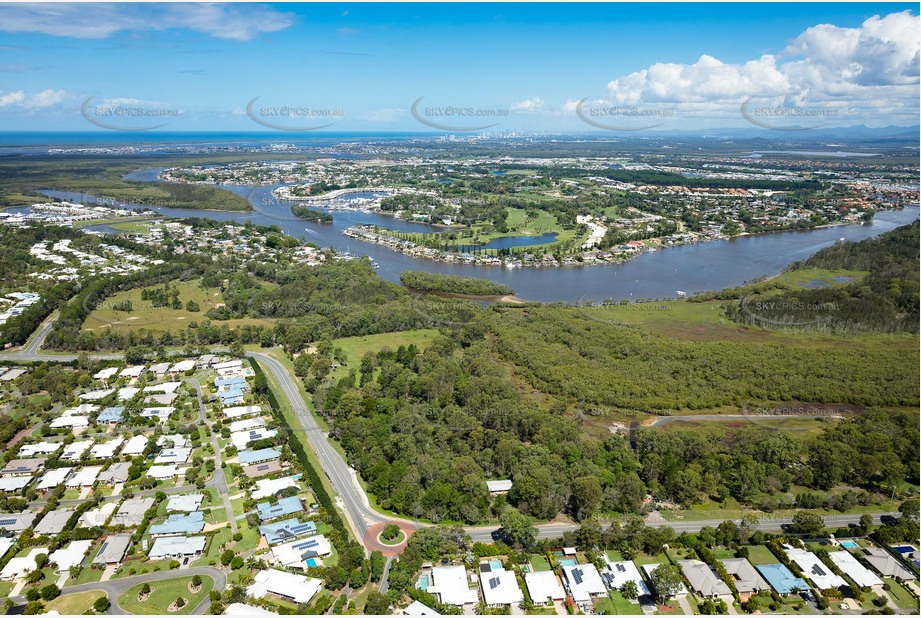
left=416, top=575, right=429, bottom=591
left=490, top=559, right=503, bottom=570
left=306, top=558, right=320, bottom=567
left=840, top=540, right=859, bottom=549
left=558, top=558, right=577, bottom=567
left=893, top=545, right=917, bottom=554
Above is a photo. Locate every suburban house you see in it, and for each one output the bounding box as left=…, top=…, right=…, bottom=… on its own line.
left=247, top=569, right=322, bottom=605
left=679, top=560, right=733, bottom=600
left=721, top=558, right=770, bottom=600
left=428, top=565, right=479, bottom=608
left=524, top=570, right=566, bottom=605
left=561, top=564, right=607, bottom=611
left=93, top=534, right=132, bottom=566
left=148, top=535, right=206, bottom=560
left=478, top=561, right=523, bottom=608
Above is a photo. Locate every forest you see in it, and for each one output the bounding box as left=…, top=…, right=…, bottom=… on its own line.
left=399, top=271, right=514, bottom=297
left=291, top=205, right=333, bottom=223
left=725, top=221, right=919, bottom=333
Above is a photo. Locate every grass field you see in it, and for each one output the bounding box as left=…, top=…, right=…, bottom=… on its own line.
left=329, top=328, right=440, bottom=380
left=45, top=590, right=107, bottom=614
left=883, top=578, right=919, bottom=610
left=579, top=298, right=916, bottom=350
left=530, top=555, right=552, bottom=572
left=744, top=544, right=779, bottom=565
left=104, top=219, right=160, bottom=233
left=83, top=278, right=274, bottom=335
left=595, top=591, right=642, bottom=615
left=118, top=575, right=213, bottom=615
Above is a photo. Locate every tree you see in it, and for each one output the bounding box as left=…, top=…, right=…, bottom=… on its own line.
left=621, top=580, right=639, bottom=600
left=858, top=513, right=874, bottom=535
left=325, top=565, right=349, bottom=590
left=364, top=591, right=390, bottom=615
left=650, top=564, right=684, bottom=602
left=791, top=511, right=825, bottom=536
left=220, top=549, right=235, bottom=566
left=40, top=584, right=60, bottom=601
left=34, top=553, right=49, bottom=570
left=382, top=524, right=401, bottom=541
left=141, top=583, right=151, bottom=595
left=192, top=574, right=203, bottom=587
left=22, top=601, right=44, bottom=615
left=94, top=596, right=111, bottom=612
left=230, top=556, right=244, bottom=570
left=572, top=476, right=604, bottom=520
left=175, top=596, right=186, bottom=608
left=498, top=508, right=537, bottom=549
left=209, top=601, right=225, bottom=615
left=370, top=551, right=386, bottom=582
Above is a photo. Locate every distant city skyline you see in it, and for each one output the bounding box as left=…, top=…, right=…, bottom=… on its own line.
left=0, top=2, right=917, bottom=132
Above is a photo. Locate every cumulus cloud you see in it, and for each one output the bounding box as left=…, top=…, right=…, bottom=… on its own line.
left=510, top=97, right=546, bottom=113
left=0, top=3, right=295, bottom=41
left=593, top=11, right=919, bottom=125
left=0, top=89, right=74, bottom=109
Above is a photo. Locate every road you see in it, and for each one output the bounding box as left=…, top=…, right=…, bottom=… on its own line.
left=186, top=377, right=237, bottom=534
left=12, top=566, right=226, bottom=615
left=2, top=331, right=904, bottom=548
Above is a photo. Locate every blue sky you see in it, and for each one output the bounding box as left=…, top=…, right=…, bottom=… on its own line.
left=0, top=3, right=917, bottom=132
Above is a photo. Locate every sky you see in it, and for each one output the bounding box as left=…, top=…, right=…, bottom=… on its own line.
left=0, top=2, right=918, bottom=133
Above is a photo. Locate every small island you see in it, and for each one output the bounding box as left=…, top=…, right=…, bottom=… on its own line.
left=292, top=205, right=333, bottom=223
left=400, top=270, right=514, bottom=296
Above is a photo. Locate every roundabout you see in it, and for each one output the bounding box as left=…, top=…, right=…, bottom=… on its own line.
left=365, top=521, right=416, bottom=556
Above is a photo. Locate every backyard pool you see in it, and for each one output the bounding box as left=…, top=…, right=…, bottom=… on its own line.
left=558, top=558, right=578, bottom=567
left=490, top=560, right=503, bottom=570
left=416, top=574, right=429, bottom=591
left=306, top=558, right=320, bottom=567
left=840, top=540, right=859, bottom=549
left=893, top=545, right=917, bottom=554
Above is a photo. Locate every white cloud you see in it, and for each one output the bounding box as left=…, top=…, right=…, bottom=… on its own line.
left=0, top=89, right=73, bottom=110
left=594, top=11, right=919, bottom=125
left=510, top=97, right=546, bottom=113
left=0, top=3, right=295, bottom=41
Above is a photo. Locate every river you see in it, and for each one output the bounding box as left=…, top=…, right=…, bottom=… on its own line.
left=37, top=169, right=919, bottom=303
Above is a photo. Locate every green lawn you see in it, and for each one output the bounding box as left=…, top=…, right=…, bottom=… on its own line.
left=529, top=555, right=552, bottom=572
left=744, top=545, right=779, bottom=565
left=45, top=590, right=107, bottom=615
left=653, top=599, right=684, bottom=615
left=0, top=581, right=14, bottom=597
left=118, top=575, right=213, bottom=615
left=67, top=565, right=105, bottom=586
left=884, top=578, right=919, bottom=610
left=605, top=550, right=624, bottom=562
left=329, top=329, right=439, bottom=380
left=595, top=591, right=641, bottom=615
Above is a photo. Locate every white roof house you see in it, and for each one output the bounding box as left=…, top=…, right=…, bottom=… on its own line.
left=479, top=563, right=523, bottom=607
left=561, top=564, right=607, bottom=604
left=119, top=365, right=146, bottom=378
left=604, top=559, right=651, bottom=597
left=213, top=359, right=243, bottom=371
left=228, top=418, right=265, bottom=433
left=0, top=538, right=15, bottom=563
left=402, top=600, right=441, bottom=615
left=48, top=540, right=93, bottom=571
left=786, top=549, right=847, bottom=589
left=248, top=569, right=322, bottom=605
left=154, top=447, right=192, bottom=464
left=90, top=438, right=124, bottom=459
left=148, top=464, right=184, bottom=479
left=230, top=427, right=277, bottom=449
left=117, top=387, right=140, bottom=401
left=81, top=502, right=117, bottom=527
left=65, top=466, right=102, bottom=488
left=141, top=407, right=174, bottom=422
left=50, top=415, right=89, bottom=429
left=149, top=362, right=172, bottom=376
left=429, top=565, right=478, bottom=607
left=62, top=404, right=98, bottom=415
left=222, top=405, right=261, bottom=419
left=0, top=548, right=47, bottom=581
left=144, top=381, right=182, bottom=393
left=61, top=440, right=93, bottom=460
left=19, top=443, right=61, bottom=458
left=93, top=367, right=120, bottom=381
left=121, top=435, right=148, bottom=456
left=37, top=467, right=73, bottom=490
left=169, top=359, right=197, bottom=374
left=0, top=477, right=32, bottom=492
left=272, top=534, right=332, bottom=568
left=148, top=536, right=205, bottom=559
left=828, top=551, right=883, bottom=588
left=251, top=476, right=299, bottom=500
left=525, top=571, right=566, bottom=604
left=79, top=388, right=114, bottom=401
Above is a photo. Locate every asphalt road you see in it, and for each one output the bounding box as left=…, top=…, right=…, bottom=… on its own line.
left=13, top=566, right=226, bottom=615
